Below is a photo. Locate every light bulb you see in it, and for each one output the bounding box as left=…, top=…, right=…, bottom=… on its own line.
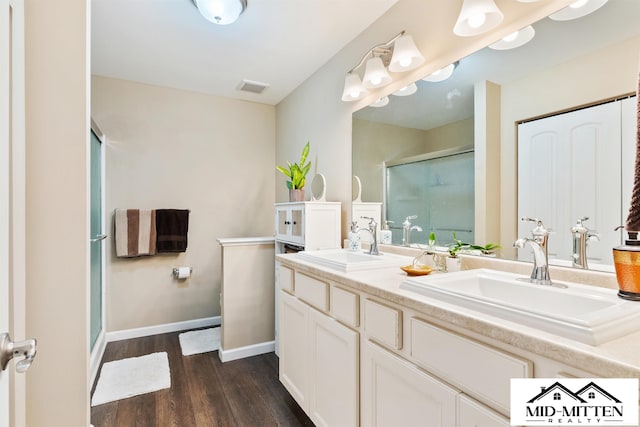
left=570, top=0, right=588, bottom=8
left=399, top=57, right=412, bottom=67
left=468, top=13, right=486, bottom=29
left=371, top=76, right=382, bottom=86
left=349, top=90, right=359, bottom=99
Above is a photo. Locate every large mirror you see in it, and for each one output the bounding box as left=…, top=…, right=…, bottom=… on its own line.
left=352, top=0, right=640, bottom=272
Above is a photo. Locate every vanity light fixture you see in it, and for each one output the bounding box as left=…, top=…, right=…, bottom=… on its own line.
left=488, top=25, right=535, bottom=50
left=341, top=31, right=425, bottom=102
left=453, top=0, right=504, bottom=37
left=341, top=73, right=369, bottom=101
left=370, top=96, right=390, bottom=108
left=549, top=0, right=608, bottom=21
left=193, top=0, right=247, bottom=25
left=422, top=61, right=459, bottom=82
left=391, top=82, right=418, bottom=97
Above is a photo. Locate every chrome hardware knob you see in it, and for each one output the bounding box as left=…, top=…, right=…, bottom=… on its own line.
left=0, top=333, right=37, bottom=373
left=90, top=234, right=107, bottom=242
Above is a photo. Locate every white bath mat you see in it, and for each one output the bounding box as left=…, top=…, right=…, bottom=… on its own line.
left=91, top=352, right=171, bottom=406
left=179, top=327, right=220, bottom=356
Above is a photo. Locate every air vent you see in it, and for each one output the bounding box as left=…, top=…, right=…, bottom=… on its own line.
left=237, top=79, right=270, bottom=94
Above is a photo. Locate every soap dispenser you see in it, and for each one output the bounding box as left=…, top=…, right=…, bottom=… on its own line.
left=348, top=221, right=361, bottom=251
left=380, top=220, right=393, bottom=245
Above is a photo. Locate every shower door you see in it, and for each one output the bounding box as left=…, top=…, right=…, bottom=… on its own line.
left=90, top=128, right=104, bottom=349
left=385, top=150, right=475, bottom=246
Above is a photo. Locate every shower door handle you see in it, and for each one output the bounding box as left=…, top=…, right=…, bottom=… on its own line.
left=91, top=234, right=107, bottom=242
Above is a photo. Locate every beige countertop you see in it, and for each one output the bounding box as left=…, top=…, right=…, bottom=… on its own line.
left=277, top=249, right=640, bottom=379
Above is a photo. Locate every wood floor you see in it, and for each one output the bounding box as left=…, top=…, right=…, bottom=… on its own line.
left=90, top=330, right=314, bottom=427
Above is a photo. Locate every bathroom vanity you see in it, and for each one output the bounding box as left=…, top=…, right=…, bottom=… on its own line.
left=276, top=249, right=640, bottom=426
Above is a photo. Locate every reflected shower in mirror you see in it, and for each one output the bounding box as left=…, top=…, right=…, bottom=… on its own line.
left=351, top=0, right=640, bottom=271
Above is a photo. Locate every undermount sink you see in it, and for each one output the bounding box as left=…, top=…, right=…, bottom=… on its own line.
left=297, top=249, right=410, bottom=273
left=401, top=268, right=640, bottom=345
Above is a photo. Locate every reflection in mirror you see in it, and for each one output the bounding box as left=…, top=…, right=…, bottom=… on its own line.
left=351, top=0, right=640, bottom=271
left=352, top=175, right=362, bottom=202
left=310, top=173, right=327, bottom=202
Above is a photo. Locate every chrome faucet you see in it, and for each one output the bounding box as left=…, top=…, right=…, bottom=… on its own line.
left=571, top=217, right=599, bottom=269
left=359, top=216, right=379, bottom=255
left=402, top=215, right=422, bottom=246
left=514, top=217, right=552, bottom=285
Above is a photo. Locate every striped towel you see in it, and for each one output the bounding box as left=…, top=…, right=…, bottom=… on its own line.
left=115, top=209, right=157, bottom=257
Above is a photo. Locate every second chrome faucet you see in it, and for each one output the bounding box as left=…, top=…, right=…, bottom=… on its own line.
left=514, top=217, right=553, bottom=285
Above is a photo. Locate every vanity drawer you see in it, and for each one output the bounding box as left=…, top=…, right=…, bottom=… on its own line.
left=364, top=299, right=402, bottom=350
left=330, top=285, right=359, bottom=328
left=294, top=272, right=328, bottom=312
left=410, top=318, right=531, bottom=414
left=278, top=265, right=294, bottom=293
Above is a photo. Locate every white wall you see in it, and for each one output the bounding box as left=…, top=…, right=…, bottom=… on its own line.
left=275, top=0, right=573, bottom=239
left=92, top=76, right=275, bottom=332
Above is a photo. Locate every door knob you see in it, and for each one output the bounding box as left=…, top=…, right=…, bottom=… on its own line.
left=0, top=333, right=37, bottom=373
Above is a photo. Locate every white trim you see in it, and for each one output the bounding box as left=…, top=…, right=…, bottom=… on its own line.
left=218, top=340, right=275, bottom=363
left=216, top=236, right=275, bottom=247
left=89, top=329, right=107, bottom=388
left=105, top=316, right=220, bottom=343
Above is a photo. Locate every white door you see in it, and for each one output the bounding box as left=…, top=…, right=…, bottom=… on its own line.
left=518, top=101, right=621, bottom=265
left=1, top=0, right=28, bottom=425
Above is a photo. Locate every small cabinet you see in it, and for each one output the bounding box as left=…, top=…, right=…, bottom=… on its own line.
left=362, top=340, right=458, bottom=426
left=274, top=202, right=341, bottom=250
left=279, top=290, right=359, bottom=427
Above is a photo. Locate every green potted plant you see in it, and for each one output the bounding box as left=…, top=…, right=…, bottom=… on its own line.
left=277, top=141, right=311, bottom=202
left=447, top=232, right=501, bottom=272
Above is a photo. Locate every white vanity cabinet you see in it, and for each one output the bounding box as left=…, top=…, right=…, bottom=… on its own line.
left=458, top=395, right=511, bottom=427
left=274, top=202, right=341, bottom=250
left=277, top=261, right=553, bottom=427
left=279, top=272, right=359, bottom=427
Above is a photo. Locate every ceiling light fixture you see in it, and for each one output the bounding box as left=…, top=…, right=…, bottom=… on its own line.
left=453, top=0, right=504, bottom=37
left=341, top=31, right=424, bottom=102
left=193, top=0, right=247, bottom=25
left=548, top=0, right=608, bottom=21
left=371, top=96, right=390, bottom=108
left=392, top=82, right=418, bottom=97
left=422, top=61, right=459, bottom=83
left=488, top=25, right=535, bottom=50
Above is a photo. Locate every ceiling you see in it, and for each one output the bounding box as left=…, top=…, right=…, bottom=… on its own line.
left=91, top=0, right=398, bottom=105
left=354, top=0, right=640, bottom=130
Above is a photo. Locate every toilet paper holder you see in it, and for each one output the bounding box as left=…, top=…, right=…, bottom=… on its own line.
left=173, top=267, right=193, bottom=278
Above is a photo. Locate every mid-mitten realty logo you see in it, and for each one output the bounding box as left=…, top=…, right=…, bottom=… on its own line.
left=511, top=378, right=638, bottom=426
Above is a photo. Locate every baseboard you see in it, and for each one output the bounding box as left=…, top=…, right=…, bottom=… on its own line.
left=218, top=340, right=275, bottom=363
left=90, top=329, right=107, bottom=387
left=106, top=316, right=221, bottom=343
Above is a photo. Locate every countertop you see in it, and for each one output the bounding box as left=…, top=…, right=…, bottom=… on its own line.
left=276, top=250, right=640, bottom=378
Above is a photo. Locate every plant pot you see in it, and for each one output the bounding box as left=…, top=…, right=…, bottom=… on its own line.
left=289, top=189, right=305, bottom=202
left=446, top=256, right=462, bottom=272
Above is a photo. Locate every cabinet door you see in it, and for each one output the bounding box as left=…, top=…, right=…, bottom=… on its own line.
left=275, top=206, right=289, bottom=240
left=362, top=341, right=458, bottom=427
left=290, top=207, right=304, bottom=241
left=309, top=309, right=359, bottom=427
left=279, top=291, right=309, bottom=411
left=458, top=394, right=511, bottom=427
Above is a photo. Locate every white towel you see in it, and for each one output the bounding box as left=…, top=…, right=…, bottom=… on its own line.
left=114, top=209, right=157, bottom=257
